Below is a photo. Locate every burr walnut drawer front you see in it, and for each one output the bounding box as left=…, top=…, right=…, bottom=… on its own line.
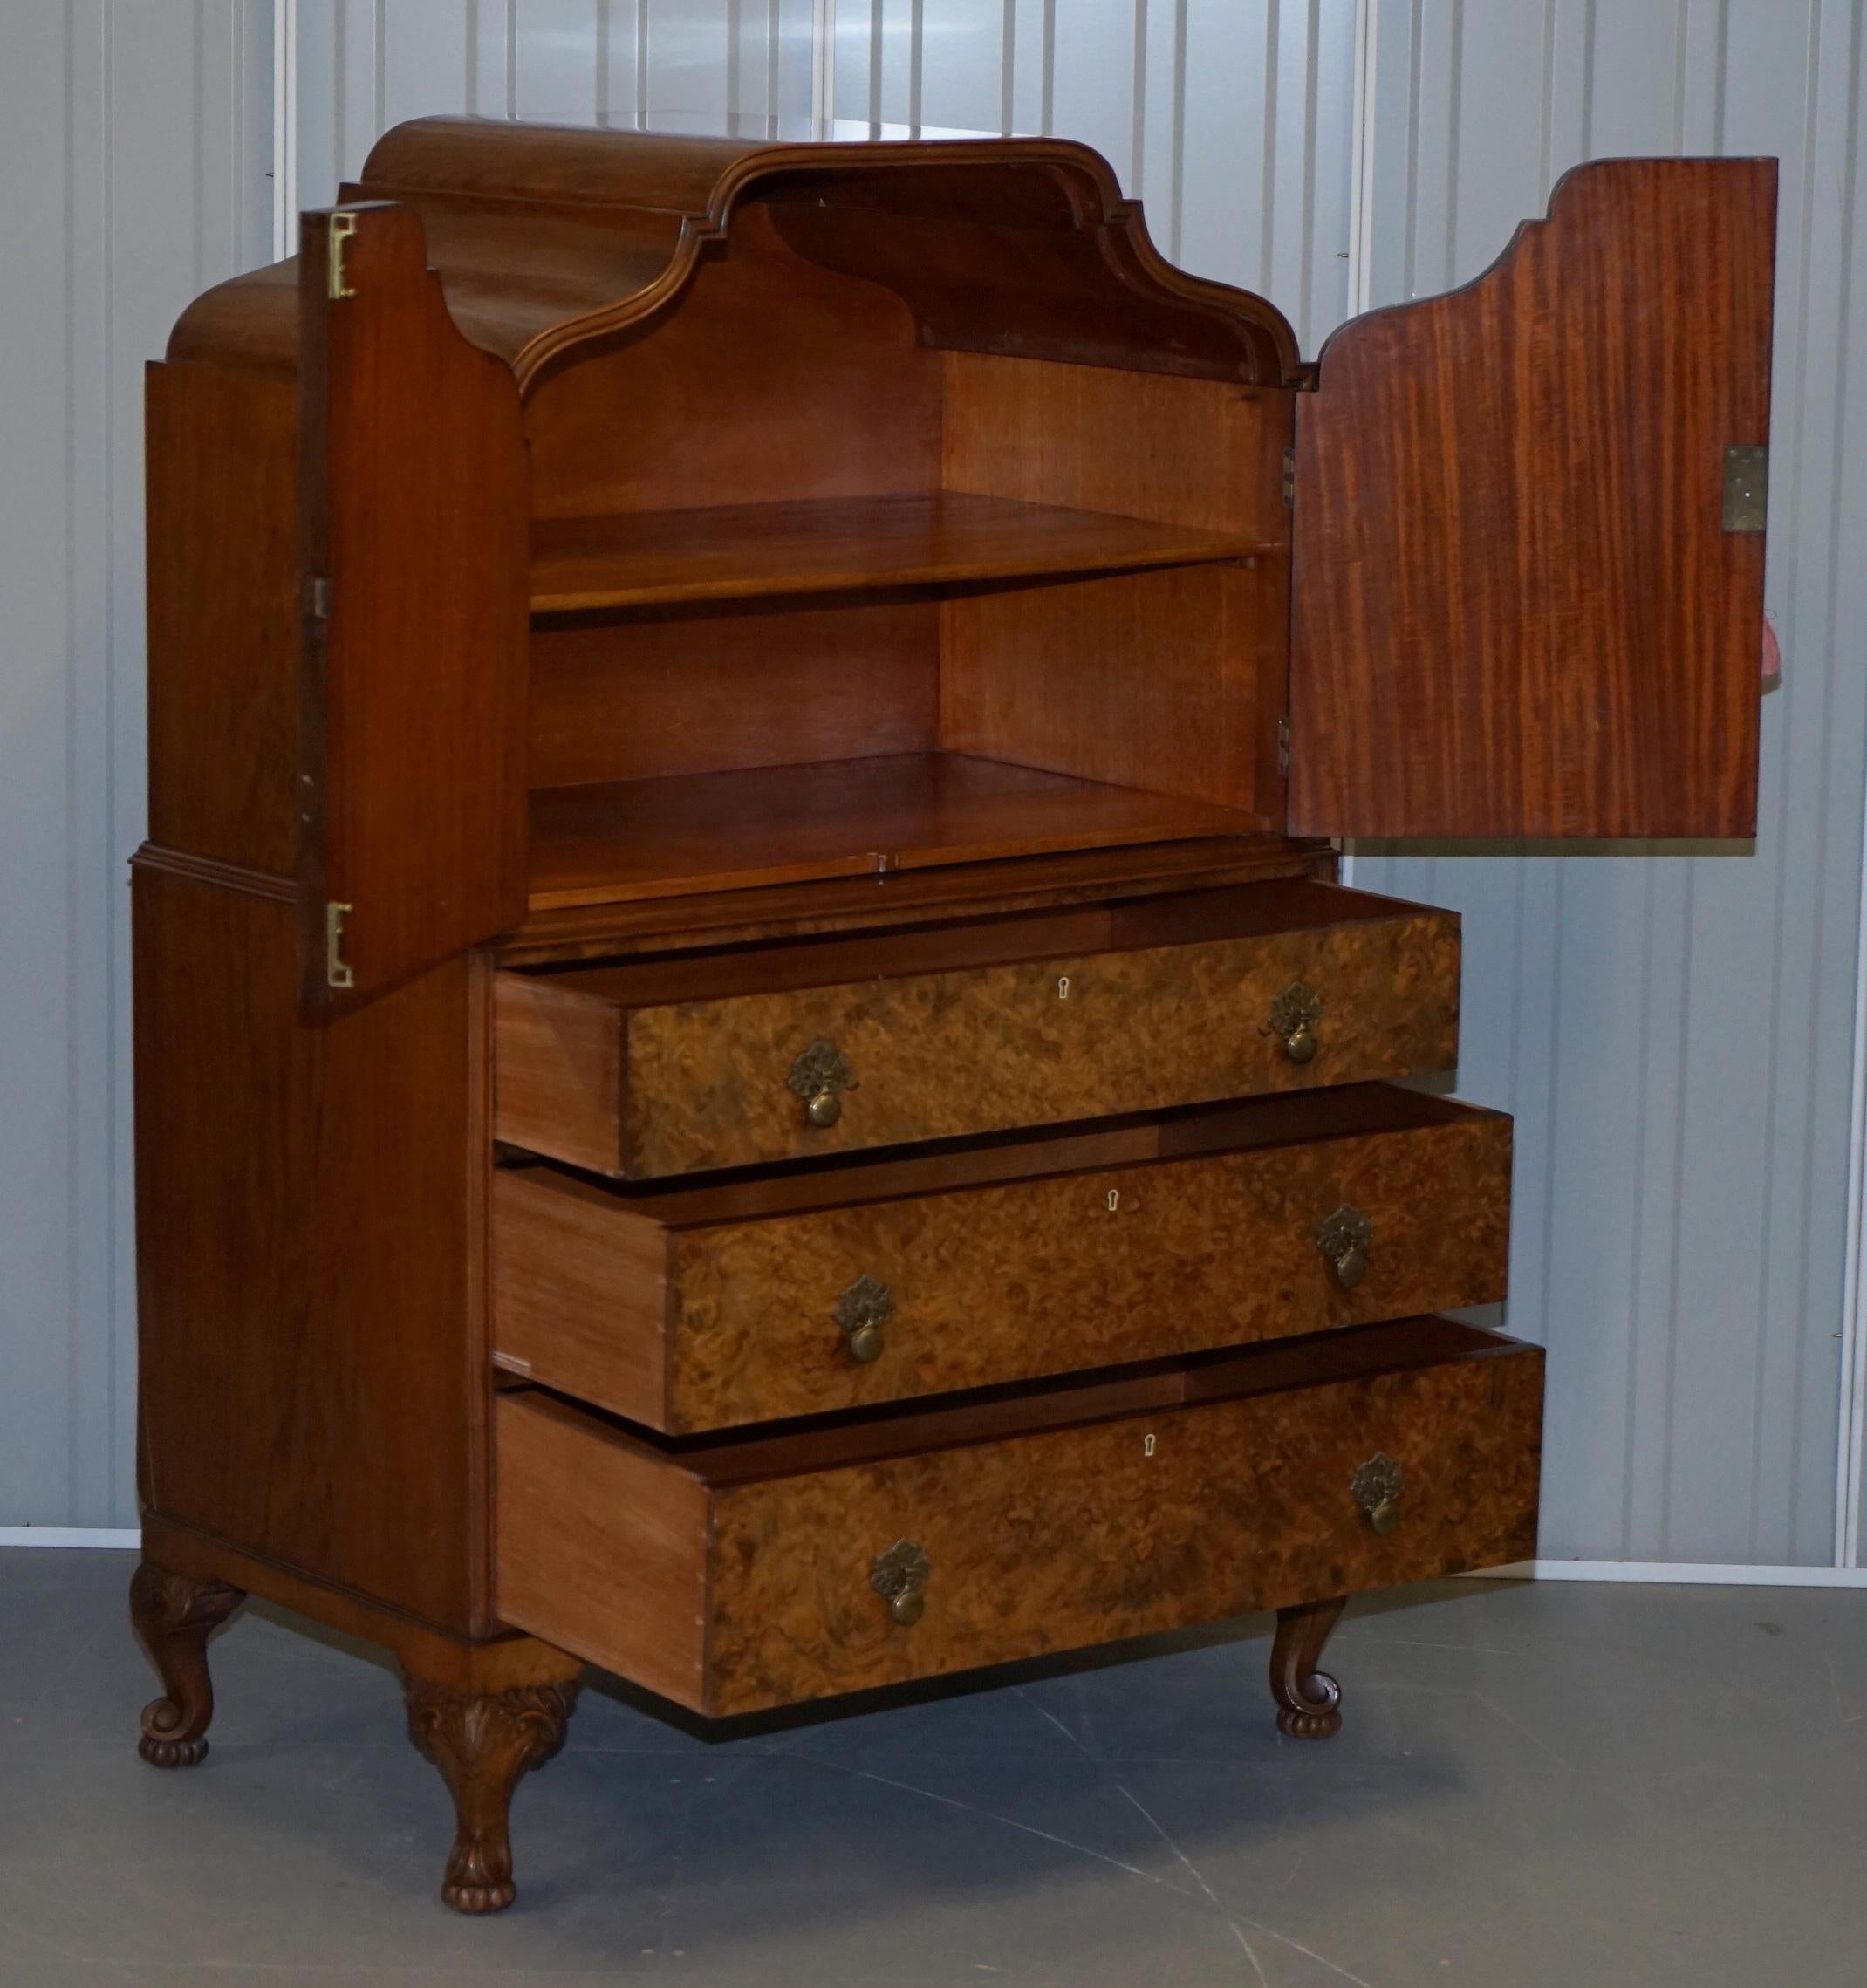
left=493, top=1085, right=1511, bottom=1432
left=493, top=878, right=1461, bottom=1178
left=494, top=1318, right=1543, bottom=1717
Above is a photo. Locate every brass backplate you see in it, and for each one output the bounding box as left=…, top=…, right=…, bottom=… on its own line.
left=1722, top=445, right=1768, bottom=532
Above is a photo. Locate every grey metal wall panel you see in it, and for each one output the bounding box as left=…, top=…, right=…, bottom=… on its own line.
left=1352, top=0, right=1867, bottom=1565
left=296, top=0, right=819, bottom=206
left=0, top=3, right=273, bottom=1528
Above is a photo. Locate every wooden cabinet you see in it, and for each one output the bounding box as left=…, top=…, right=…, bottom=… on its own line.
left=132, top=119, right=1775, bottom=1915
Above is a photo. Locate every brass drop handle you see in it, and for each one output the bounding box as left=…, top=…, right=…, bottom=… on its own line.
left=788, top=1040, right=856, bottom=1128
left=1269, top=982, right=1323, bottom=1065
left=835, top=1274, right=894, bottom=1363
left=1317, top=1204, right=1373, bottom=1289
left=870, top=1540, right=930, bottom=1626
left=1351, top=1452, right=1404, bottom=1535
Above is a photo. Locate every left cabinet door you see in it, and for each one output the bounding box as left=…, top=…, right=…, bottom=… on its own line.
left=298, top=203, right=530, bottom=1008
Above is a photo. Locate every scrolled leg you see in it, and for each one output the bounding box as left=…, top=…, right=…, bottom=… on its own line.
left=129, top=1561, right=244, bottom=1767
left=1269, top=1595, right=1345, bottom=1739
left=403, top=1670, right=582, bottom=1914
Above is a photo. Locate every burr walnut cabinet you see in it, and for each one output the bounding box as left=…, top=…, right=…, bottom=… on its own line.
left=130, top=118, right=1775, bottom=1913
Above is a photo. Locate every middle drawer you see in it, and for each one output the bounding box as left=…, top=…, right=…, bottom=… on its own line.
left=493, top=1083, right=1510, bottom=1431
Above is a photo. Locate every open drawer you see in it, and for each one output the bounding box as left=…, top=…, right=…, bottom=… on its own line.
left=494, top=1085, right=1511, bottom=1431
left=494, top=878, right=1460, bottom=1178
left=495, top=1316, right=1543, bottom=1715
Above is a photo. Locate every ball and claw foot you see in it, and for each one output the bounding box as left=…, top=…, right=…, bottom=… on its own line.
left=129, top=1561, right=245, bottom=1768
left=403, top=1671, right=583, bottom=1915
left=1270, top=1595, right=1346, bottom=1740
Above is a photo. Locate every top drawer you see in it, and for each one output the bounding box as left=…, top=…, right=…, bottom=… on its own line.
left=495, top=878, right=1460, bottom=1178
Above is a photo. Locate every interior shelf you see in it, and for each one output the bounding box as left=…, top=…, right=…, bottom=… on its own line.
left=529, top=493, right=1267, bottom=615
left=527, top=752, right=1263, bottom=909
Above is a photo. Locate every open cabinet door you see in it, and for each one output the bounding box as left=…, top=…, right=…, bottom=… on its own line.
left=298, top=204, right=529, bottom=1008
left=1288, top=159, right=1775, bottom=840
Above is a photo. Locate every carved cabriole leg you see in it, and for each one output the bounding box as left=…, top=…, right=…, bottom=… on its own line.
left=1269, top=1595, right=1346, bottom=1739
left=129, top=1561, right=245, bottom=1767
left=403, top=1670, right=583, bottom=1914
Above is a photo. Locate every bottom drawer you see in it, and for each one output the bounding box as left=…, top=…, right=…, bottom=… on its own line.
left=496, top=1318, right=1542, bottom=1716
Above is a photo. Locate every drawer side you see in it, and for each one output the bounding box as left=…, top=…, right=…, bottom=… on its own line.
left=495, top=1391, right=710, bottom=1709
left=493, top=973, right=626, bottom=1172
left=493, top=1169, right=672, bottom=1424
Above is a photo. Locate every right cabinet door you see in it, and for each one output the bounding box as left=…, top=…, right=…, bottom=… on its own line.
left=1287, top=158, right=1776, bottom=841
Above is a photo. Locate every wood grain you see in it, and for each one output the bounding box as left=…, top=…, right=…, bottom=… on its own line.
left=493, top=1088, right=1511, bottom=1431
left=133, top=865, right=492, bottom=1635
left=940, top=563, right=1282, bottom=816
left=493, top=1169, right=668, bottom=1424
left=297, top=203, right=530, bottom=1005
left=494, top=1322, right=1543, bottom=1714
left=145, top=362, right=299, bottom=878
left=498, top=835, right=1330, bottom=967
left=941, top=353, right=1292, bottom=539
left=530, top=495, right=1255, bottom=612
left=1289, top=157, right=1776, bottom=839
left=523, top=202, right=941, bottom=519
left=526, top=752, right=1258, bottom=910
left=496, top=880, right=1460, bottom=1178
left=529, top=598, right=940, bottom=789
left=495, top=1396, right=710, bottom=1710
left=168, top=124, right=1303, bottom=392
left=142, top=1512, right=583, bottom=1694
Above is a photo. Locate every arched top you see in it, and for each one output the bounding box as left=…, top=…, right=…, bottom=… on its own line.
left=168, top=116, right=1303, bottom=393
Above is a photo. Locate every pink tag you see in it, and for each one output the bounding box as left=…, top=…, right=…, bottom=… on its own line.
left=1761, top=611, right=1782, bottom=690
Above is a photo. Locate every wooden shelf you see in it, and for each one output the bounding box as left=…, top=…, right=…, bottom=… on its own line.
left=528, top=753, right=1264, bottom=909
left=529, top=493, right=1265, bottom=615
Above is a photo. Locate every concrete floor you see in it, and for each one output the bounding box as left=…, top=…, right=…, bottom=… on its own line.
left=2, top=1551, right=1864, bottom=1985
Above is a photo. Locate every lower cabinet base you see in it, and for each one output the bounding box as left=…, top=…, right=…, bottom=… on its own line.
left=130, top=1317, right=1539, bottom=1911
left=127, top=1551, right=1358, bottom=1916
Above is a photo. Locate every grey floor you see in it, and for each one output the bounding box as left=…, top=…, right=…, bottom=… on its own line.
left=3, top=1552, right=1864, bottom=1985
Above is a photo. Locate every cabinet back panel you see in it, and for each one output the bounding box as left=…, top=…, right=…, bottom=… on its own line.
left=942, top=354, right=1293, bottom=540
left=940, top=563, right=1282, bottom=818
left=940, top=357, right=1292, bottom=817
left=530, top=598, right=940, bottom=788
left=523, top=205, right=942, bottom=520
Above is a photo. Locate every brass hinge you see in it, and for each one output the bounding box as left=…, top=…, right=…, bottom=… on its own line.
left=1722, top=445, right=1767, bottom=532
left=325, top=901, right=355, bottom=990
left=327, top=211, right=359, bottom=300
left=1276, top=714, right=1291, bottom=776
left=1281, top=446, right=1296, bottom=509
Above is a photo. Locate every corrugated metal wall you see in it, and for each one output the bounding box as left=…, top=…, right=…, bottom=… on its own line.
left=9, top=1, right=1863, bottom=1565
left=293, top=0, right=820, bottom=202
left=1, top=3, right=273, bottom=1530
left=1350, top=0, right=1867, bottom=1567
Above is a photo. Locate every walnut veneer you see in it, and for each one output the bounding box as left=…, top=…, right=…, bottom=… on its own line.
left=133, top=118, right=1774, bottom=1913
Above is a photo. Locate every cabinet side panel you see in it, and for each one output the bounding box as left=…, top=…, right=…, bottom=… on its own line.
left=133, top=867, right=488, bottom=1633
left=146, top=362, right=298, bottom=876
